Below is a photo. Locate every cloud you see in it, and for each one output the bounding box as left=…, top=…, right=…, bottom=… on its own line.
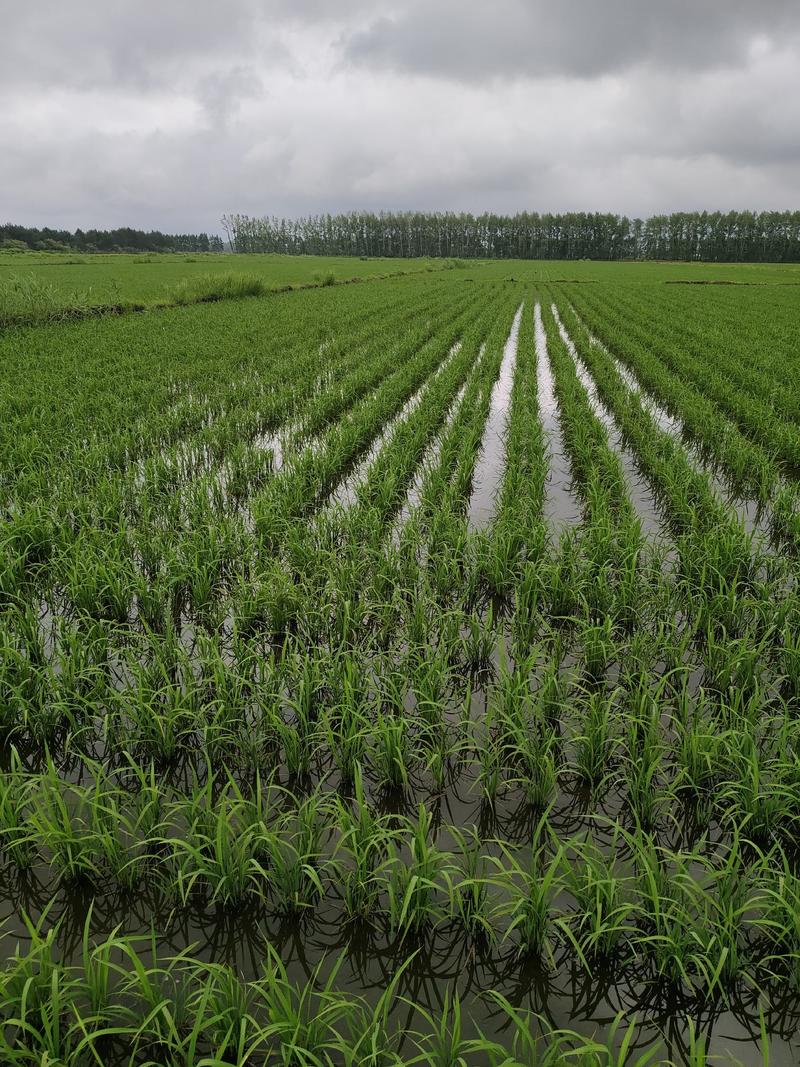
left=1, top=1, right=799, bottom=233
left=343, top=0, right=800, bottom=81
left=195, top=68, right=268, bottom=131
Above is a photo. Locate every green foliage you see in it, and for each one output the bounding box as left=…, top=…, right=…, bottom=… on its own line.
left=0, top=272, right=95, bottom=326
left=172, top=270, right=267, bottom=304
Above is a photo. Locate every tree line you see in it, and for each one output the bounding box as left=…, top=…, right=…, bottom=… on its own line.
left=1, top=224, right=224, bottom=254
left=221, top=210, right=800, bottom=262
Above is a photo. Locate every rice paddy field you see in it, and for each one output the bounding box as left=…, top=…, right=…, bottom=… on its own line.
left=1, top=258, right=800, bottom=1065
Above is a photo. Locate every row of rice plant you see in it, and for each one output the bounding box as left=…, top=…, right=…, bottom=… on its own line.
left=0, top=269, right=796, bottom=1063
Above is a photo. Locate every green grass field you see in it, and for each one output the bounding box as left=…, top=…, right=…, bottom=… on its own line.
left=0, top=259, right=798, bottom=1065
left=0, top=251, right=463, bottom=326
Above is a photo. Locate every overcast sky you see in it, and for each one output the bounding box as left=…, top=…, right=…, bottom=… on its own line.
left=2, top=1, right=799, bottom=234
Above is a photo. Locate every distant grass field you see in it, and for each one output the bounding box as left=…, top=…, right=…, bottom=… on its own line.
left=0, top=251, right=463, bottom=326
left=0, top=250, right=447, bottom=299
left=511, top=258, right=800, bottom=284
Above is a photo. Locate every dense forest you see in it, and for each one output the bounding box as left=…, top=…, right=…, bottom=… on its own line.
left=1, top=224, right=224, bottom=254
left=221, top=210, right=800, bottom=262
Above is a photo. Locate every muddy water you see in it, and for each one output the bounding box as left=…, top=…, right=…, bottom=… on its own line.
left=552, top=305, right=664, bottom=540
left=534, top=303, right=583, bottom=531
left=6, top=584, right=800, bottom=1067
left=467, top=305, right=524, bottom=529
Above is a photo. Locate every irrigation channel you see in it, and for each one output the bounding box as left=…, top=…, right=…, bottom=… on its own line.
left=1, top=269, right=800, bottom=1066
left=534, top=301, right=583, bottom=530
left=562, top=301, right=774, bottom=542
left=467, top=304, right=523, bottom=528
left=551, top=303, right=664, bottom=540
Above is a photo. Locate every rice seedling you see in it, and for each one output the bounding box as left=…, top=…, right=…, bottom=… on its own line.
left=491, top=820, right=564, bottom=962
left=29, top=766, right=105, bottom=884
left=0, top=749, right=36, bottom=868
left=168, top=797, right=261, bottom=908
left=254, top=946, right=356, bottom=1063
left=573, top=689, right=618, bottom=788
left=372, top=708, right=412, bottom=794
left=333, top=768, right=395, bottom=924
left=386, top=804, right=445, bottom=941
left=445, top=827, right=496, bottom=946
left=404, top=988, right=472, bottom=1067
left=253, top=796, right=329, bottom=917
left=337, top=957, right=412, bottom=1067
left=559, top=834, right=635, bottom=968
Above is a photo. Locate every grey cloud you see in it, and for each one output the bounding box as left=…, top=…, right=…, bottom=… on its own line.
left=0, top=0, right=376, bottom=94
left=195, top=68, right=268, bottom=130
left=612, top=52, right=800, bottom=171
left=343, top=0, right=800, bottom=81
left=1, top=1, right=799, bottom=233
left=0, top=0, right=264, bottom=91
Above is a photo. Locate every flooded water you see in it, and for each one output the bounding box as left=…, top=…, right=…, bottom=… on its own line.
left=552, top=305, right=664, bottom=540
left=1, top=754, right=797, bottom=1067
left=534, top=303, right=583, bottom=532
left=327, top=342, right=463, bottom=511
left=467, top=305, right=523, bottom=529
left=568, top=304, right=773, bottom=542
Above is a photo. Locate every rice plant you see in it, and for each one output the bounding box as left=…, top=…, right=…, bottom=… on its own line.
left=0, top=261, right=796, bottom=1064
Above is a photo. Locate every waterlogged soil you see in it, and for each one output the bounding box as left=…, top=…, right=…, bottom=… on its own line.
left=9, top=576, right=800, bottom=1066
left=4, top=627, right=797, bottom=1063
left=4, top=275, right=800, bottom=1067
left=8, top=580, right=799, bottom=1064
